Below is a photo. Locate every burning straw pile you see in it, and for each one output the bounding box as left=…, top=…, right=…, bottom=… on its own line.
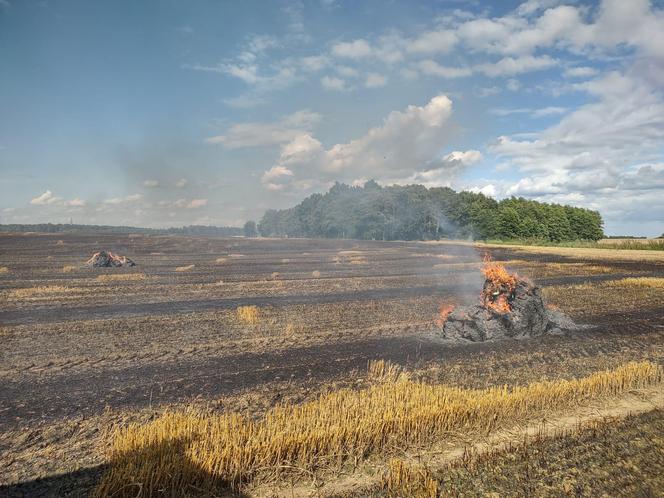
left=440, top=255, right=577, bottom=342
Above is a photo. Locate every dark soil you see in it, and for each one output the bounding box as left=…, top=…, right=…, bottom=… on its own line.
left=1, top=233, right=663, bottom=496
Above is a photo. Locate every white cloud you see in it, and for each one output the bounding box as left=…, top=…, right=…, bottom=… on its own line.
left=516, top=0, right=568, bottom=16
left=418, top=60, right=473, bottom=79
left=491, top=66, right=664, bottom=230
left=187, top=199, right=208, bottom=209
left=279, top=134, right=323, bottom=164
left=262, top=165, right=294, bottom=184
left=491, top=106, right=567, bottom=117
left=246, top=34, right=278, bottom=54
left=143, top=179, right=160, bottom=188
left=416, top=54, right=556, bottom=80
left=206, top=109, right=321, bottom=149
left=564, top=66, right=599, bottom=78
left=265, top=182, right=285, bottom=192
left=476, top=55, right=557, bottom=77
left=190, top=61, right=296, bottom=90
left=407, top=30, right=458, bottom=54
left=396, top=150, right=483, bottom=187
left=103, top=194, right=143, bottom=205
left=365, top=73, right=387, bottom=88
left=174, top=198, right=208, bottom=209
left=506, top=78, right=521, bottom=91
left=469, top=184, right=497, bottom=197
left=443, top=150, right=483, bottom=165
left=261, top=95, right=462, bottom=191
left=321, top=75, right=346, bottom=91
left=30, top=190, right=61, bottom=205
left=300, top=55, right=329, bottom=72
left=322, top=95, right=453, bottom=174
left=330, top=35, right=404, bottom=64
left=175, top=178, right=188, bottom=188
left=336, top=65, right=359, bottom=77
left=331, top=39, right=372, bottom=59
left=475, top=86, right=502, bottom=98
left=188, top=0, right=664, bottom=108
left=64, top=198, right=86, bottom=207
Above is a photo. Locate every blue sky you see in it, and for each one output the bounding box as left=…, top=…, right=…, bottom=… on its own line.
left=1, top=0, right=663, bottom=235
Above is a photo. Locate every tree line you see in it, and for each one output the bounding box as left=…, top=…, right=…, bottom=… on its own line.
left=257, top=181, right=604, bottom=241
left=0, top=223, right=243, bottom=236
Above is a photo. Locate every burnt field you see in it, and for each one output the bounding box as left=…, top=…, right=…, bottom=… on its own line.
left=1, top=232, right=664, bottom=497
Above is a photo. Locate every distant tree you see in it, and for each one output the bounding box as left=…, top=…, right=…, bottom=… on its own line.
left=496, top=206, right=521, bottom=239
left=243, top=220, right=258, bottom=238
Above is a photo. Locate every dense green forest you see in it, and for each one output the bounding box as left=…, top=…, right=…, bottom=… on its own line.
left=257, top=181, right=605, bottom=241
left=0, top=223, right=242, bottom=236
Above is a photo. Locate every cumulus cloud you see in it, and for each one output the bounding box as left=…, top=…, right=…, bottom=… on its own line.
left=365, top=73, right=387, bottom=88
left=174, top=198, right=208, bottom=209
left=443, top=150, right=483, bottom=165
left=416, top=54, right=556, bottom=80
left=206, top=109, right=321, bottom=149
left=506, top=78, right=521, bottom=91
left=564, top=66, right=599, bottom=78
left=262, top=165, right=294, bottom=184
left=320, top=0, right=663, bottom=88
left=417, top=60, right=473, bottom=79
left=331, top=39, right=372, bottom=59
left=192, top=0, right=664, bottom=108
left=260, top=95, right=462, bottom=191
left=397, top=150, right=483, bottom=187
left=321, top=75, right=346, bottom=91
left=300, top=55, right=329, bottom=72
left=187, top=199, right=208, bottom=209
left=476, top=55, right=557, bottom=76
left=143, top=179, right=160, bottom=187
left=188, top=34, right=297, bottom=92
left=491, top=65, right=664, bottom=233
left=30, top=190, right=61, bottom=205
left=64, top=198, right=86, bottom=207
left=103, top=194, right=143, bottom=205
left=407, top=30, right=458, bottom=55
left=491, top=106, right=567, bottom=117
left=28, top=191, right=86, bottom=210
left=335, top=65, right=359, bottom=78
left=469, top=184, right=497, bottom=197
left=175, top=178, right=188, bottom=188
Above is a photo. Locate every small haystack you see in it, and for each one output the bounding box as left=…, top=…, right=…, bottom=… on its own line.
left=86, top=251, right=135, bottom=268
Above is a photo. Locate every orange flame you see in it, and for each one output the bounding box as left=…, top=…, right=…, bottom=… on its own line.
left=435, top=303, right=455, bottom=327
left=481, top=253, right=518, bottom=314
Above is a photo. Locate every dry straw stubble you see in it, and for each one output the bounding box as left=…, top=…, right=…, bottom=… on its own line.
left=94, top=361, right=661, bottom=497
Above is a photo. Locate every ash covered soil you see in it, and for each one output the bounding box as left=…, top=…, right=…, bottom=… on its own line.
left=1, top=232, right=664, bottom=496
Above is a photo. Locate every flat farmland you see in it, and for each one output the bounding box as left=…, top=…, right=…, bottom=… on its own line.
left=1, top=232, right=664, bottom=497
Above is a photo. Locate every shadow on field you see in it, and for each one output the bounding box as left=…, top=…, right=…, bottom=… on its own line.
left=0, top=464, right=107, bottom=498
left=91, top=436, right=250, bottom=498
left=0, top=438, right=251, bottom=497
